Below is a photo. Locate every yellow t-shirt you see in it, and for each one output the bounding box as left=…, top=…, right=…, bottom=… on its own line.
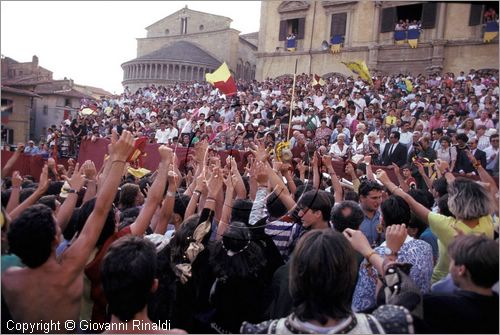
left=428, top=212, right=494, bottom=283
left=385, top=115, right=396, bottom=125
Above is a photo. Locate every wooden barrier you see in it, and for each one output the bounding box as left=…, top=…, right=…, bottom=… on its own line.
left=3, top=139, right=495, bottom=187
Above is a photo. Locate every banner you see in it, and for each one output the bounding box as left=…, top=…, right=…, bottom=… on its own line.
left=407, top=29, right=420, bottom=48
left=330, top=34, right=343, bottom=54
left=205, top=62, right=237, bottom=96
left=341, top=60, right=373, bottom=86
left=394, top=30, right=406, bottom=45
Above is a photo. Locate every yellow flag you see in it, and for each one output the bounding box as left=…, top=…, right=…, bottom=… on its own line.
left=341, top=61, right=373, bottom=86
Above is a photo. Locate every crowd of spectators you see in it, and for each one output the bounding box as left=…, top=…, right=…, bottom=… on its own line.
left=26, top=69, right=500, bottom=179
left=2, top=68, right=499, bottom=334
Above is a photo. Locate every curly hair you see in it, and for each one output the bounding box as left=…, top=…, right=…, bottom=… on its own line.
left=8, top=204, right=56, bottom=268
left=209, top=221, right=266, bottom=279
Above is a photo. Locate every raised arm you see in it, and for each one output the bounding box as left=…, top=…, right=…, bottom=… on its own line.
left=414, top=160, right=432, bottom=191
left=56, top=163, right=86, bottom=232
left=63, top=130, right=134, bottom=272
left=130, top=145, right=172, bottom=236
left=217, top=170, right=236, bottom=240
left=376, top=169, right=430, bottom=224
left=2, top=144, right=24, bottom=178
left=228, top=156, right=247, bottom=199
left=365, top=156, right=376, bottom=182
left=154, top=167, right=178, bottom=234
left=6, top=171, right=22, bottom=213
left=184, top=173, right=207, bottom=219
left=9, top=165, right=50, bottom=220
left=345, top=163, right=360, bottom=193
left=251, top=142, right=297, bottom=211
left=281, top=163, right=297, bottom=196
left=322, top=155, right=343, bottom=204
left=391, top=162, right=409, bottom=192
left=344, top=224, right=407, bottom=275
left=81, top=160, right=98, bottom=204
left=311, top=152, right=320, bottom=190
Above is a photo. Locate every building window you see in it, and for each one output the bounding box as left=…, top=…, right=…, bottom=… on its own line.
left=199, top=24, right=204, bottom=31
left=279, top=18, right=305, bottom=41
left=469, top=2, right=499, bottom=26
left=330, top=12, right=347, bottom=42
left=181, top=17, right=188, bottom=34
left=64, top=99, right=70, bottom=107
left=165, top=29, right=170, bottom=35
left=43, top=105, right=48, bottom=115
left=1, top=126, right=14, bottom=145
left=381, top=3, right=436, bottom=32
left=1, top=99, right=13, bottom=114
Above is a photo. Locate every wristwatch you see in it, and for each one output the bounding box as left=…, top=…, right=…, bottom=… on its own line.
left=67, top=188, right=77, bottom=194
left=383, top=247, right=398, bottom=257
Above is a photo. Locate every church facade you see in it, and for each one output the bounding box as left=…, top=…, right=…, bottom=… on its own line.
left=256, top=1, right=498, bottom=80
left=122, top=6, right=257, bottom=92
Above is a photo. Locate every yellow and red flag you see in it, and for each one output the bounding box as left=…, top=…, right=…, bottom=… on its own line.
left=311, top=74, right=325, bottom=90
left=205, top=62, right=237, bottom=96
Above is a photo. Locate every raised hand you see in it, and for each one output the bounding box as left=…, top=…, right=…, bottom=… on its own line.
left=159, top=145, right=173, bottom=163
left=343, top=228, right=373, bottom=258
left=107, top=129, right=120, bottom=157
left=375, top=169, right=390, bottom=184
left=414, top=161, right=425, bottom=176
left=47, top=157, right=56, bottom=168
left=67, top=163, right=85, bottom=191
left=110, top=130, right=135, bottom=161
left=82, top=160, right=97, bottom=180
left=322, top=154, right=334, bottom=172
left=207, top=167, right=223, bottom=197
left=391, top=162, right=400, bottom=175
left=250, top=141, right=269, bottom=162
left=311, top=151, right=319, bottom=167
left=385, top=224, right=407, bottom=255
left=16, top=143, right=25, bottom=153
left=272, top=159, right=283, bottom=173
left=435, top=158, right=450, bottom=174
left=11, top=171, right=23, bottom=188
left=195, top=173, right=208, bottom=195
left=167, top=165, right=179, bottom=186
left=38, top=164, right=50, bottom=193
left=194, top=139, right=209, bottom=163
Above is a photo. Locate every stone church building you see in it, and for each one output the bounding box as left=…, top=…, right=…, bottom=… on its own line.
left=121, top=6, right=257, bottom=91
left=256, top=1, right=498, bottom=80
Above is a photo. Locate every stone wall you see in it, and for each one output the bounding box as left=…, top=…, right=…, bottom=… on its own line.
left=146, top=8, right=232, bottom=38
left=256, top=1, right=498, bottom=81
left=1, top=92, right=31, bottom=144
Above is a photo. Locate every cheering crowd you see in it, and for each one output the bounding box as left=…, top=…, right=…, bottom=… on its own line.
left=1, top=69, right=499, bottom=334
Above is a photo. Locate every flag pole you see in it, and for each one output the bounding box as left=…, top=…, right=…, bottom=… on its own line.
left=287, top=58, right=299, bottom=141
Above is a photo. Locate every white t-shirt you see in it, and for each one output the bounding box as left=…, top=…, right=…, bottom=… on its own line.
left=155, top=129, right=169, bottom=144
